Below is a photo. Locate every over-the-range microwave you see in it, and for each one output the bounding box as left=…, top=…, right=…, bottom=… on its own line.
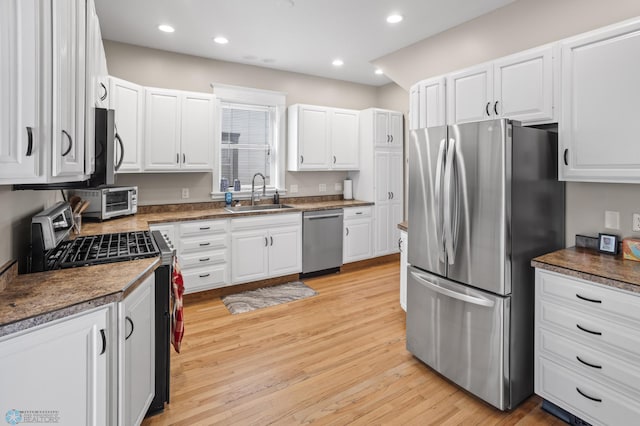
left=71, top=186, right=137, bottom=220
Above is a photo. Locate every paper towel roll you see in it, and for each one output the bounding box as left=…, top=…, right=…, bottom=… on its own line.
left=343, top=179, right=353, bottom=200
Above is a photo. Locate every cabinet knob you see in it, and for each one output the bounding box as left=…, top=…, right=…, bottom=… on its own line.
left=61, top=130, right=73, bottom=157
left=270, top=236, right=274, bottom=246
left=26, top=127, right=34, bottom=156
left=125, top=316, right=134, bottom=340
left=346, top=227, right=349, bottom=236
left=115, top=133, right=124, bottom=171
left=100, top=82, right=108, bottom=101
left=333, top=155, right=336, bottom=164
left=300, top=155, right=304, bottom=164
left=183, top=153, right=186, bottom=164
left=563, top=149, right=569, bottom=166
left=493, top=101, right=499, bottom=115
left=390, top=135, right=394, bottom=143
left=265, top=237, right=269, bottom=247
left=176, top=153, right=179, bottom=164
left=485, top=102, right=491, bottom=117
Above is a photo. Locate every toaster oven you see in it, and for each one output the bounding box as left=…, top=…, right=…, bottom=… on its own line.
left=72, top=186, right=138, bottom=220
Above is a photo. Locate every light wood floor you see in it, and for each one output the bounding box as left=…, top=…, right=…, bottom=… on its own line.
left=143, top=260, right=563, bottom=425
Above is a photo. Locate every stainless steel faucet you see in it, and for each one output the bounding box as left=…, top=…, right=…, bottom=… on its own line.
left=251, top=172, right=266, bottom=205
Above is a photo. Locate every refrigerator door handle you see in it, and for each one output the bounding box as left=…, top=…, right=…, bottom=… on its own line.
left=434, top=138, right=447, bottom=260
left=443, top=137, right=456, bottom=265
left=410, top=271, right=495, bottom=307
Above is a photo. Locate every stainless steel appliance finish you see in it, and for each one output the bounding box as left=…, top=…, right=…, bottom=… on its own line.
left=72, top=186, right=138, bottom=220
left=302, top=209, right=344, bottom=275
left=407, top=119, right=565, bottom=410
left=31, top=201, right=74, bottom=250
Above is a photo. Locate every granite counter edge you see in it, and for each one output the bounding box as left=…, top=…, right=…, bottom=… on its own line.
left=531, top=260, right=640, bottom=294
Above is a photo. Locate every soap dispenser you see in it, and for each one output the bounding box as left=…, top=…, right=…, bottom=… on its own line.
left=273, top=190, right=280, bottom=204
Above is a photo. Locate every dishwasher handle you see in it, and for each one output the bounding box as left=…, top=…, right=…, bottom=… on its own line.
left=304, top=213, right=343, bottom=220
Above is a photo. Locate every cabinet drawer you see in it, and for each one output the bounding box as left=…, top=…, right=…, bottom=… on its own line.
left=180, top=234, right=227, bottom=253
left=538, top=327, right=640, bottom=397
left=537, top=357, right=640, bottom=426
left=231, top=213, right=301, bottom=231
left=538, top=298, right=640, bottom=363
left=537, top=270, right=640, bottom=325
left=179, top=249, right=228, bottom=270
left=179, top=219, right=228, bottom=237
left=344, top=206, right=372, bottom=219
left=182, top=264, right=229, bottom=294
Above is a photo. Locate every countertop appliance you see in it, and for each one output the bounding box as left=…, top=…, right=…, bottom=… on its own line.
left=71, top=186, right=138, bottom=221
left=406, top=119, right=565, bottom=410
left=302, top=209, right=344, bottom=276
left=29, top=203, right=174, bottom=417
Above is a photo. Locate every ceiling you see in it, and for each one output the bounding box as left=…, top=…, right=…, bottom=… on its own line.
left=95, top=0, right=516, bottom=87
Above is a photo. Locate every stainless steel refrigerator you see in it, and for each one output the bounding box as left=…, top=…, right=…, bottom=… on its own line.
left=406, top=119, right=565, bottom=410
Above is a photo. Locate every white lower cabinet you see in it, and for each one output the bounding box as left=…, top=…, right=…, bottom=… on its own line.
left=399, top=230, right=407, bottom=311
left=119, top=275, right=155, bottom=426
left=231, top=213, right=302, bottom=285
left=535, top=269, right=640, bottom=425
left=0, top=307, right=110, bottom=426
left=343, top=206, right=373, bottom=263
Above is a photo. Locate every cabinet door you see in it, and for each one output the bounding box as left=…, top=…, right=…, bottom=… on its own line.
left=298, top=105, right=330, bottom=169
left=52, top=0, right=86, bottom=176
left=121, top=275, right=155, bottom=426
left=389, top=151, right=403, bottom=204
left=409, top=85, right=420, bottom=130
left=109, top=77, right=144, bottom=172
left=330, top=108, right=359, bottom=170
left=268, top=225, right=302, bottom=277
left=0, top=308, right=109, bottom=426
left=374, top=110, right=390, bottom=147
left=180, top=92, right=214, bottom=170
left=231, top=230, right=269, bottom=284
left=374, top=151, right=390, bottom=204
left=494, top=44, right=554, bottom=123
left=0, top=0, right=39, bottom=180
left=447, top=63, right=493, bottom=124
left=343, top=219, right=372, bottom=263
left=374, top=204, right=391, bottom=256
left=388, top=112, right=403, bottom=148
left=560, top=20, right=640, bottom=183
left=419, top=76, right=446, bottom=128
left=144, top=88, right=181, bottom=171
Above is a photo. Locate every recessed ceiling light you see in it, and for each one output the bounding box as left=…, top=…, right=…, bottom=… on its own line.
left=386, top=14, right=403, bottom=24
left=332, top=59, right=344, bottom=67
left=375, top=69, right=384, bottom=75
left=213, top=36, right=229, bottom=45
left=158, top=24, right=175, bottom=33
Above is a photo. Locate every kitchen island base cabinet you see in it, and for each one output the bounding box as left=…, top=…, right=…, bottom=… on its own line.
left=535, top=269, right=640, bottom=425
left=0, top=307, right=110, bottom=426
left=119, top=274, right=155, bottom=426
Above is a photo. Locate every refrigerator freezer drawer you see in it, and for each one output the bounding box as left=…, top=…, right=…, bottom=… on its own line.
left=406, top=267, right=510, bottom=410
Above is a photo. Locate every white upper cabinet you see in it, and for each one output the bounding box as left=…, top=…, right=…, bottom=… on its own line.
left=446, top=44, right=556, bottom=125
left=0, top=0, right=40, bottom=181
left=144, top=88, right=214, bottom=171
left=447, top=63, right=493, bottom=124
left=409, top=84, right=420, bottom=130
left=52, top=0, right=86, bottom=177
left=288, top=104, right=359, bottom=171
left=374, top=109, right=403, bottom=148
left=418, top=76, right=446, bottom=128
left=109, top=77, right=144, bottom=173
left=560, top=19, right=640, bottom=183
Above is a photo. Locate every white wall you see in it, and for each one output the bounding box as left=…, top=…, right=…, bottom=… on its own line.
left=104, top=41, right=384, bottom=204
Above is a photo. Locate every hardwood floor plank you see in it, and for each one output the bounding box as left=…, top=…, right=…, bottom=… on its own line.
left=143, top=261, right=560, bottom=425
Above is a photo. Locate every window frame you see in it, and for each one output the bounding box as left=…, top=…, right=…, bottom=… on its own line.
left=211, top=84, right=286, bottom=200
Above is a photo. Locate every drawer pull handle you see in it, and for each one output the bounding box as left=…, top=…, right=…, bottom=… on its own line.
left=355, top=212, right=363, bottom=215
left=199, top=226, right=211, bottom=230
left=199, top=242, right=211, bottom=246
left=99, top=329, right=107, bottom=355
left=199, top=257, right=210, bottom=262
left=576, top=356, right=602, bottom=369
left=576, top=324, right=602, bottom=336
left=576, top=294, right=602, bottom=304
left=199, top=273, right=210, bottom=278
left=576, top=387, right=602, bottom=403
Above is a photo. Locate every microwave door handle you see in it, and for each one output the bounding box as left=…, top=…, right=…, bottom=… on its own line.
left=411, top=271, right=495, bottom=307
left=114, top=133, right=124, bottom=171
left=443, top=137, right=456, bottom=265
left=434, top=138, right=446, bottom=262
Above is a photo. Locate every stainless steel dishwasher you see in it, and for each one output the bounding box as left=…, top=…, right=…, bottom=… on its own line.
left=302, top=209, right=343, bottom=276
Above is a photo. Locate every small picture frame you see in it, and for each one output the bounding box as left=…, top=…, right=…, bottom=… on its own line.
left=598, top=233, right=619, bottom=255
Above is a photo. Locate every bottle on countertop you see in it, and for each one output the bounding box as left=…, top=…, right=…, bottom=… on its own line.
left=233, top=179, right=241, bottom=191
left=273, top=189, right=280, bottom=204
left=225, top=191, right=233, bottom=206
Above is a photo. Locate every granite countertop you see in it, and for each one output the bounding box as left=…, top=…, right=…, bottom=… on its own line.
left=81, top=199, right=373, bottom=235
left=0, top=257, right=159, bottom=337
left=398, top=221, right=408, bottom=232
left=532, top=247, right=640, bottom=294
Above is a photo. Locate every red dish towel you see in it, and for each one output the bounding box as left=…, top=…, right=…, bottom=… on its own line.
left=171, top=257, right=185, bottom=353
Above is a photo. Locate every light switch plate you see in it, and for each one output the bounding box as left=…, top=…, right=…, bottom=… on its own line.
left=605, top=210, right=620, bottom=230
left=181, top=188, right=189, bottom=199
left=334, top=183, right=342, bottom=191
left=319, top=183, right=326, bottom=192
left=633, top=213, right=640, bottom=232
left=290, top=184, right=298, bottom=193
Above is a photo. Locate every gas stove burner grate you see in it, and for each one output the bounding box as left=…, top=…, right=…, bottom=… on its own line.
left=53, top=230, right=160, bottom=269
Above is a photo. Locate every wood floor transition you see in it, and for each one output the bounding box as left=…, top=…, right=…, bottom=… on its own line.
left=143, top=260, right=563, bottom=425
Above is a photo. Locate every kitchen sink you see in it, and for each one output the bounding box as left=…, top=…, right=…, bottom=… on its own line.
left=224, top=204, right=296, bottom=213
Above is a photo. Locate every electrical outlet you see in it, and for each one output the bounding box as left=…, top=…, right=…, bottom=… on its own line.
left=334, top=182, right=342, bottom=191
left=319, top=183, right=327, bottom=192
left=604, top=210, right=620, bottom=230
left=633, top=213, right=640, bottom=232
left=290, top=184, right=298, bottom=194
left=181, top=188, right=189, bottom=199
